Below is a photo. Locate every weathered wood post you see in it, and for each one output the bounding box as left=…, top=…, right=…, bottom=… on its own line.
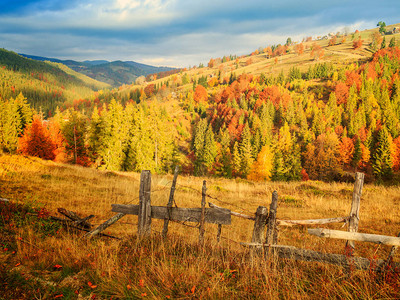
left=199, top=180, right=207, bottom=245
left=381, top=232, right=400, bottom=278
left=217, top=224, right=222, bottom=243
left=265, top=191, right=279, bottom=257
left=162, top=166, right=179, bottom=238
left=138, top=170, right=152, bottom=237
left=346, top=172, right=364, bottom=252
left=251, top=206, right=269, bottom=255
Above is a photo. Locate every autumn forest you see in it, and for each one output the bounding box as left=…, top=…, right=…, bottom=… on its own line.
left=1, top=27, right=400, bottom=184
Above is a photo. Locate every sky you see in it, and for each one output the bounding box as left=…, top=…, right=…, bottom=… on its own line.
left=0, top=0, right=399, bottom=68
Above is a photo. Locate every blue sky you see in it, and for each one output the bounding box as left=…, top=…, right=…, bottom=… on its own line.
left=0, top=0, right=399, bottom=67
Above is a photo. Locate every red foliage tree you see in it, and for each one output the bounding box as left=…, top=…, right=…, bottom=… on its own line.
left=335, top=82, right=349, bottom=105
left=18, top=115, right=56, bottom=160
left=194, top=85, right=208, bottom=103
left=353, top=37, right=363, bottom=50
left=144, top=84, right=155, bottom=97
left=295, top=43, right=304, bottom=55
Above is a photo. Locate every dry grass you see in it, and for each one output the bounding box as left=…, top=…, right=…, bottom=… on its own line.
left=1, top=154, right=399, bottom=299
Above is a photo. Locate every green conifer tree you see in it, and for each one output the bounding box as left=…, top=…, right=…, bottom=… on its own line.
left=372, top=126, right=393, bottom=181
left=239, top=123, right=254, bottom=176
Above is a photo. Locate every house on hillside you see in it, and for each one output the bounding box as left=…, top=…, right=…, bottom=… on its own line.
left=393, top=27, right=399, bottom=34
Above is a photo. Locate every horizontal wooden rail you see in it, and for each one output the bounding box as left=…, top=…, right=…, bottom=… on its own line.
left=209, top=202, right=348, bottom=226
left=241, top=243, right=400, bottom=271
left=308, top=228, right=400, bottom=246
left=277, top=217, right=349, bottom=226
left=209, top=202, right=255, bottom=220
left=112, top=204, right=231, bottom=225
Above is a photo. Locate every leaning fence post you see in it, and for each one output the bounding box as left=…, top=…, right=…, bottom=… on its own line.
left=138, top=170, right=152, bottom=237
left=265, top=191, right=279, bottom=257
left=346, top=172, right=364, bottom=253
left=199, top=180, right=207, bottom=246
left=251, top=206, right=268, bottom=255
left=162, top=166, right=179, bottom=238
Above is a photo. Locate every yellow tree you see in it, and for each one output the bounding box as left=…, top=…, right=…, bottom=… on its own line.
left=247, top=145, right=274, bottom=181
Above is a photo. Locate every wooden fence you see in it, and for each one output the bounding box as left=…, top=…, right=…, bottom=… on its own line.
left=85, top=170, right=400, bottom=274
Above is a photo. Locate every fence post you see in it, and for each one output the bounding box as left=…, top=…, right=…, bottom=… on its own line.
left=199, top=180, right=206, bottom=245
left=265, top=191, right=279, bottom=257
left=138, top=170, right=152, bottom=237
left=162, top=166, right=179, bottom=238
left=346, top=172, right=364, bottom=252
left=251, top=206, right=268, bottom=255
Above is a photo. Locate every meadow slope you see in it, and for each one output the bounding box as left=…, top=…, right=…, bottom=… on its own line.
left=1, top=154, right=399, bottom=299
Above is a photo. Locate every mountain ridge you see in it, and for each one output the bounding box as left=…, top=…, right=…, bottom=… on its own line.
left=19, top=53, right=177, bottom=87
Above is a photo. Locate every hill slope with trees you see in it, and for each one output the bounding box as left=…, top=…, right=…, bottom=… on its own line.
left=1, top=23, right=400, bottom=183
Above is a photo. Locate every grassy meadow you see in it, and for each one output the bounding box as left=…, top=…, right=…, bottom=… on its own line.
left=1, top=154, right=400, bottom=299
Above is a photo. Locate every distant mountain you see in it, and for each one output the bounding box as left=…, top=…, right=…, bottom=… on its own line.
left=0, top=48, right=110, bottom=114
left=19, top=54, right=177, bottom=87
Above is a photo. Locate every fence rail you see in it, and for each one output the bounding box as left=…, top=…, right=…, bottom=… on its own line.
left=87, top=170, right=399, bottom=274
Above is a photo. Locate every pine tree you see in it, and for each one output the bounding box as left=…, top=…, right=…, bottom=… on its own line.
left=192, top=118, right=208, bottom=175
left=372, top=126, right=393, bottom=180
left=203, top=124, right=217, bottom=170
left=239, top=123, right=253, bottom=176
left=62, top=110, right=90, bottom=166
left=0, top=99, right=22, bottom=153
left=232, top=141, right=241, bottom=176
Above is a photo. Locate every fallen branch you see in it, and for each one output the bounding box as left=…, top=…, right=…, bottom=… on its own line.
left=57, top=208, right=93, bottom=229
left=85, top=213, right=126, bottom=238
left=50, top=216, right=121, bottom=240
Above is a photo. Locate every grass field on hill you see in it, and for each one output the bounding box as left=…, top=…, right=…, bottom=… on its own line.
left=1, top=154, right=399, bottom=299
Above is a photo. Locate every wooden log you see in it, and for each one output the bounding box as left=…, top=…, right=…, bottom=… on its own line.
left=85, top=213, right=125, bottom=238
left=138, top=170, right=152, bottom=237
left=57, top=208, right=92, bottom=229
left=209, top=202, right=255, bottom=220
left=162, top=166, right=179, bottom=238
left=50, top=216, right=120, bottom=239
left=308, top=228, right=400, bottom=246
left=347, top=172, right=364, bottom=250
left=199, top=180, right=206, bottom=245
left=240, top=243, right=400, bottom=272
left=75, top=215, right=94, bottom=227
left=112, top=204, right=231, bottom=225
left=277, top=216, right=349, bottom=226
left=265, top=191, right=279, bottom=256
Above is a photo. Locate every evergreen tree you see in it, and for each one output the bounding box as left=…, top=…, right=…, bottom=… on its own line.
left=0, top=99, right=22, bottom=153
left=239, top=123, right=253, bottom=176
left=203, top=124, right=217, bottom=170
left=232, top=141, right=241, bottom=176
left=372, top=126, right=393, bottom=181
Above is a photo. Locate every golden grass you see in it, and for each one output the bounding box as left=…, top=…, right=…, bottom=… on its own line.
left=1, top=154, right=399, bottom=299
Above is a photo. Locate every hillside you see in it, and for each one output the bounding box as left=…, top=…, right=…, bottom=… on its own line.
left=20, top=53, right=177, bottom=87
left=0, top=48, right=111, bottom=115
left=1, top=24, right=400, bottom=182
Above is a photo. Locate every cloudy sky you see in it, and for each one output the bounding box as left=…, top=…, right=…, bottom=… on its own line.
left=0, top=0, right=399, bottom=67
